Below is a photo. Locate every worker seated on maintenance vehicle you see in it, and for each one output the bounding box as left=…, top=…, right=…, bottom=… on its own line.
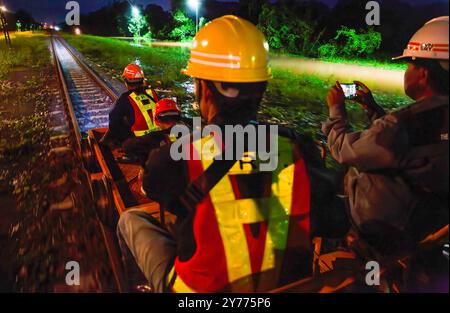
left=122, top=98, right=185, bottom=168
left=117, top=15, right=350, bottom=293
left=322, top=16, right=449, bottom=292
left=100, top=63, right=160, bottom=162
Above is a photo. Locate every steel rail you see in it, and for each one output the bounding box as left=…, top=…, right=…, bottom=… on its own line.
left=50, top=34, right=125, bottom=292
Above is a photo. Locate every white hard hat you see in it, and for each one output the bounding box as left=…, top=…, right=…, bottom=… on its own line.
left=393, top=16, right=449, bottom=69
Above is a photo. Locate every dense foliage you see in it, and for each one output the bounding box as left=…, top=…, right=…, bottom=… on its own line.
left=128, top=11, right=150, bottom=39
left=318, top=26, right=382, bottom=59
left=169, top=10, right=196, bottom=42
left=257, top=3, right=324, bottom=57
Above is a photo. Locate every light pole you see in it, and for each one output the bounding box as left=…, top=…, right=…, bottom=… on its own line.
left=0, top=5, right=11, bottom=47
left=189, top=0, right=200, bottom=34
left=131, top=6, right=142, bottom=39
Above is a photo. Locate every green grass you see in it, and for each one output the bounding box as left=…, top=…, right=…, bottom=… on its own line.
left=62, top=34, right=411, bottom=137
left=0, top=32, right=50, bottom=79
left=61, top=34, right=192, bottom=104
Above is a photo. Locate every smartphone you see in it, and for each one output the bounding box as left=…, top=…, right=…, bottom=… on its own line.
left=340, top=83, right=357, bottom=99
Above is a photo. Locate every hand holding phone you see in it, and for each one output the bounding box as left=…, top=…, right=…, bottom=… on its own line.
left=339, top=83, right=357, bottom=99
left=353, top=81, right=386, bottom=116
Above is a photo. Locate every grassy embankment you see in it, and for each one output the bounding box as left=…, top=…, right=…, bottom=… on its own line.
left=1, top=32, right=114, bottom=292
left=62, top=34, right=411, bottom=136
left=0, top=31, right=53, bottom=291
left=0, top=31, right=51, bottom=186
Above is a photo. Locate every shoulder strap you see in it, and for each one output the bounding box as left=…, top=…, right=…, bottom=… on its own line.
left=179, top=158, right=237, bottom=213
left=144, top=88, right=158, bottom=103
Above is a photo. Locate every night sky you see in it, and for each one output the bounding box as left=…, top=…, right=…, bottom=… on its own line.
left=1, top=0, right=448, bottom=23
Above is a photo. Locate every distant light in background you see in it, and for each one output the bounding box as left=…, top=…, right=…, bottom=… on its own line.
left=75, top=27, right=81, bottom=35
left=54, top=26, right=61, bottom=31
left=188, top=0, right=199, bottom=10
left=188, top=0, right=200, bottom=34
left=132, top=6, right=140, bottom=17
left=0, top=6, right=6, bottom=12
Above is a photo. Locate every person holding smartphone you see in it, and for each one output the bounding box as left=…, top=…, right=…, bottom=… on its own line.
left=322, top=17, right=449, bottom=292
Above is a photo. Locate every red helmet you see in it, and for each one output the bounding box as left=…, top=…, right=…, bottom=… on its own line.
left=155, top=98, right=181, bottom=125
left=122, top=63, right=145, bottom=82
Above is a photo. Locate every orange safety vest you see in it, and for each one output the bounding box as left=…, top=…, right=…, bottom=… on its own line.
left=128, top=89, right=159, bottom=137
left=169, top=133, right=312, bottom=292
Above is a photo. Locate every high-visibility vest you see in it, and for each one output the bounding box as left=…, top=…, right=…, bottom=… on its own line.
left=169, top=133, right=312, bottom=292
left=128, top=89, right=159, bottom=137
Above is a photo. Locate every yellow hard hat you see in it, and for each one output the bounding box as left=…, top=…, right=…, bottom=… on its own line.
left=183, top=15, right=272, bottom=83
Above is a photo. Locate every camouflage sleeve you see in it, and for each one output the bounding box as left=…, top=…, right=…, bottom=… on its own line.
left=322, top=103, right=404, bottom=171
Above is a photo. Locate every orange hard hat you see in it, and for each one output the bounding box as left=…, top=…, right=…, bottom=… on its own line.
left=123, top=63, right=145, bottom=81
left=155, top=98, right=181, bottom=124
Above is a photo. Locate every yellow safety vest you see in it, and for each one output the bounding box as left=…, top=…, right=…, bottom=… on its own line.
left=128, top=89, right=159, bottom=136
left=169, top=133, right=311, bottom=292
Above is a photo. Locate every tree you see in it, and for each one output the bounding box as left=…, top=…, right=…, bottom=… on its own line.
left=13, top=10, right=37, bottom=31
left=318, top=26, right=382, bottom=58
left=116, top=15, right=128, bottom=36
left=144, top=4, right=172, bottom=39
left=257, top=3, right=323, bottom=56
left=16, top=20, right=22, bottom=32
left=239, top=0, right=266, bottom=24
left=78, top=1, right=130, bottom=36
left=169, top=10, right=195, bottom=41
left=128, top=11, right=149, bottom=38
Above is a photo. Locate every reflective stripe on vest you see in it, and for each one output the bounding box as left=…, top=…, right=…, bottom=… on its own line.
left=168, top=266, right=195, bottom=293
left=172, top=134, right=311, bottom=292
left=128, top=89, right=159, bottom=136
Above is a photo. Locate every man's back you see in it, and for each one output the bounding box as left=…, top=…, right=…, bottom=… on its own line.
left=341, top=95, right=449, bottom=254
left=107, top=87, right=159, bottom=144
left=142, top=125, right=349, bottom=292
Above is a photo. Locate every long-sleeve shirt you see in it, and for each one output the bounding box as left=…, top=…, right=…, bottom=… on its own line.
left=322, top=96, right=449, bottom=254
left=322, top=103, right=406, bottom=172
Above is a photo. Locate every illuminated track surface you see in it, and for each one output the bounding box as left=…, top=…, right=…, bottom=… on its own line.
left=52, top=36, right=117, bottom=135
left=50, top=35, right=127, bottom=292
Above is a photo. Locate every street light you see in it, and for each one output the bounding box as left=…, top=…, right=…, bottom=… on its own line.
left=130, top=6, right=142, bottom=40
left=74, top=27, right=81, bottom=35
left=132, top=6, right=140, bottom=18
left=0, top=4, right=11, bottom=47
left=189, top=0, right=200, bottom=34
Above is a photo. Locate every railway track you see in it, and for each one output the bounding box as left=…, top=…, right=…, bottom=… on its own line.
left=49, top=34, right=127, bottom=292
left=51, top=36, right=118, bottom=136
